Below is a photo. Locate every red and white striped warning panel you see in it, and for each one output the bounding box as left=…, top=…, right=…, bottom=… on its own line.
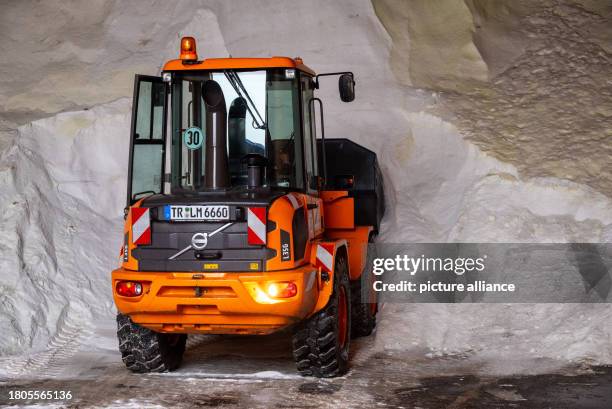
left=247, top=207, right=267, bottom=245
left=316, top=243, right=335, bottom=272
left=131, top=208, right=151, bottom=245
left=284, top=193, right=301, bottom=209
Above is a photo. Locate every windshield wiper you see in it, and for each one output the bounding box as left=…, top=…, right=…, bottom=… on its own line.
left=224, top=70, right=266, bottom=130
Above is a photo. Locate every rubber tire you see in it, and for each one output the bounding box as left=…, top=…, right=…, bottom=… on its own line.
left=351, top=239, right=377, bottom=338
left=350, top=278, right=376, bottom=338
left=292, top=256, right=351, bottom=378
left=117, top=314, right=187, bottom=373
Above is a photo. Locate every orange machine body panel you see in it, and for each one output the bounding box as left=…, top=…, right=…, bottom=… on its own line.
left=266, top=193, right=310, bottom=271
left=326, top=226, right=372, bottom=281
left=120, top=200, right=144, bottom=271
left=117, top=186, right=372, bottom=335
left=320, top=190, right=372, bottom=280
left=114, top=193, right=349, bottom=335
left=163, top=57, right=316, bottom=76
left=115, top=199, right=372, bottom=334
left=320, top=191, right=353, bottom=227
left=112, top=266, right=320, bottom=335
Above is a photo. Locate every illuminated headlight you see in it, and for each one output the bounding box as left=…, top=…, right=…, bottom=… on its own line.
left=162, top=72, right=172, bottom=82
left=266, top=282, right=297, bottom=298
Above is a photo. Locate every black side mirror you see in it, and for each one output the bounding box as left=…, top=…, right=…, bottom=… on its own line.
left=338, top=74, right=355, bottom=102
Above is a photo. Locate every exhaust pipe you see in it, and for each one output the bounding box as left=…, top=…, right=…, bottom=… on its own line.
left=202, top=80, right=229, bottom=189
left=228, top=97, right=247, bottom=158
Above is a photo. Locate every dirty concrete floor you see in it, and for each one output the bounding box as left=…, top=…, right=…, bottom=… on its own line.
left=1, top=331, right=611, bottom=409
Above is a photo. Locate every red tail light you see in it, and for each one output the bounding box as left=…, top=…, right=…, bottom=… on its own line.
left=116, top=281, right=143, bottom=297
left=131, top=208, right=151, bottom=245
left=247, top=207, right=267, bottom=245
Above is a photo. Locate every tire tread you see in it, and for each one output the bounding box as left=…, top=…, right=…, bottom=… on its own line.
left=116, top=314, right=186, bottom=373
left=291, top=256, right=350, bottom=378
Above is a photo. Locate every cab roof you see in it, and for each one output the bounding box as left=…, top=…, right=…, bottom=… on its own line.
left=163, top=56, right=316, bottom=76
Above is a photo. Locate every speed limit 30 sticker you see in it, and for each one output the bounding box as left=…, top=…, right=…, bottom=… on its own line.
left=183, top=127, right=203, bottom=150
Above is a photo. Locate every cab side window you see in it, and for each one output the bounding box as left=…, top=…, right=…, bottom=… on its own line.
left=301, top=76, right=318, bottom=190
left=129, top=75, right=166, bottom=204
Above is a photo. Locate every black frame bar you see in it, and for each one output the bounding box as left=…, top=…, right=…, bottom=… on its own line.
left=314, top=71, right=354, bottom=89
left=309, top=97, right=327, bottom=185
left=126, top=74, right=167, bottom=207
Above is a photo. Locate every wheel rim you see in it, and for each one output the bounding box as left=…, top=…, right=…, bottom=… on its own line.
left=338, top=286, right=348, bottom=348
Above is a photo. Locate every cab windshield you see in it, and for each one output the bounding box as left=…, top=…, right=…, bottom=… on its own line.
left=170, top=69, right=304, bottom=191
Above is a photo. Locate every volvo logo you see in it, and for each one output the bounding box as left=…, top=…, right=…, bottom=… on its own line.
left=169, top=223, right=233, bottom=260
left=191, top=232, right=208, bottom=250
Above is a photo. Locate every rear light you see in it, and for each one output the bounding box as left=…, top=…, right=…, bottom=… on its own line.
left=131, top=207, right=151, bottom=245
left=116, top=281, right=143, bottom=297
left=266, top=282, right=297, bottom=298
left=247, top=207, right=267, bottom=245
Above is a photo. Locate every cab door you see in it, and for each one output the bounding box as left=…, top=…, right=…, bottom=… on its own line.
left=127, top=75, right=167, bottom=205
left=300, top=75, right=323, bottom=238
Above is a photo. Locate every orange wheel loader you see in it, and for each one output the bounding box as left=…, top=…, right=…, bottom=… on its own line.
left=112, top=37, right=384, bottom=377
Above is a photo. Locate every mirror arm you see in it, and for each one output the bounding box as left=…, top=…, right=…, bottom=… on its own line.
left=314, top=71, right=354, bottom=89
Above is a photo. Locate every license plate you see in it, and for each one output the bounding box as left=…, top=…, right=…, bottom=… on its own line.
left=164, top=205, right=229, bottom=221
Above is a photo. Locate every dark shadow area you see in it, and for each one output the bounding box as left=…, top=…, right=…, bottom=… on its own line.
left=569, top=243, right=612, bottom=301
left=379, top=366, right=612, bottom=409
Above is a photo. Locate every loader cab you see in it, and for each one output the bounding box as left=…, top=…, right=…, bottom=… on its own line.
left=167, top=68, right=308, bottom=193
left=127, top=65, right=317, bottom=205
left=127, top=39, right=354, bottom=205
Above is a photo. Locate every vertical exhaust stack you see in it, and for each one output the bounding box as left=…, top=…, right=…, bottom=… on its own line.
left=228, top=97, right=247, bottom=158
left=202, top=80, right=229, bottom=189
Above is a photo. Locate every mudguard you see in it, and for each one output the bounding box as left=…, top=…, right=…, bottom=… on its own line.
left=309, top=239, right=348, bottom=314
